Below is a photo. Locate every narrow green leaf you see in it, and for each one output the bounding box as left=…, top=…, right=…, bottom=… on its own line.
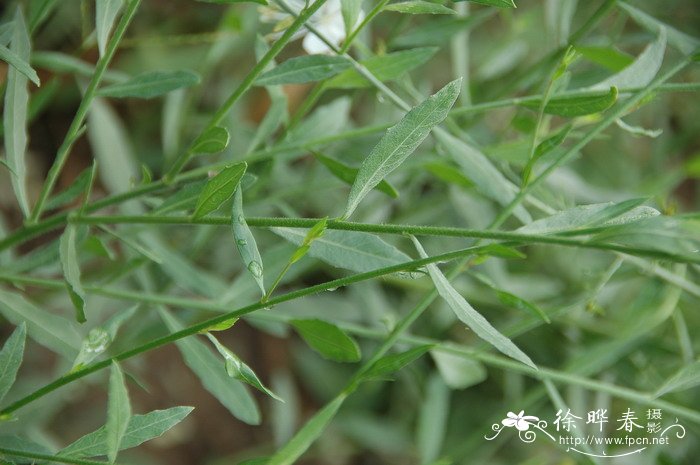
left=272, top=228, right=413, bottom=274
left=59, top=407, right=194, bottom=458
left=577, top=46, right=634, bottom=72
left=436, top=131, right=531, bottom=223
left=256, top=55, right=351, bottom=86
left=95, top=0, right=124, bottom=57
left=517, top=200, right=659, bottom=234
left=207, top=334, right=283, bottom=401
left=160, top=310, right=260, bottom=425
left=291, top=319, right=361, bottom=363
left=326, top=47, right=438, bottom=89
left=425, top=161, right=474, bottom=189
left=385, top=1, right=456, bottom=15
left=267, top=393, right=347, bottom=465
left=192, top=126, right=230, bottom=154
left=521, top=86, right=618, bottom=117
left=193, top=162, right=247, bottom=219
left=0, top=323, right=26, bottom=404
left=619, top=2, right=699, bottom=55
left=87, top=97, right=139, bottom=194
left=313, top=151, right=399, bottom=198
left=655, top=360, right=700, bottom=397
left=344, top=79, right=461, bottom=218
left=3, top=8, right=32, bottom=218
left=361, top=345, right=433, bottom=380
left=522, top=123, right=572, bottom=185
left=588, top=28, right=667, bottom=91
left=340, top=0, right=362, bottom=34
left=44, top=167, right=93, bottom=211
left=495, top=290, right=550, bottom=323
left=0, top=288, right=80, bottom=359
left=411, top=236, right=537, bottom=369
left=290, top=217, right=328, bottom=264
left=106, top=361, right=131, bottom=463
left=60, top=224, right=87, bottom=323
left=416, top=374, right=450, bottom=465
left=197, top=0, right=267, bottom=5
left=0, top=43, right=40, bottom=86
left=97, top=70, right=200, bottom=99
left=456, top=0, right=515, bottom=7
left=431, top=351, right=487, bottom=389
left=232, top=187, right=266, bottom=296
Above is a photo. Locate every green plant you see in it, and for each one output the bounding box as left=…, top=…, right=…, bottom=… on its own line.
left=0, top=0, right=698, bottom=464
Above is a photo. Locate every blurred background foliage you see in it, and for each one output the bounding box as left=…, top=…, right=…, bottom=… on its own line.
left=0, top=0, right=699, bottom=464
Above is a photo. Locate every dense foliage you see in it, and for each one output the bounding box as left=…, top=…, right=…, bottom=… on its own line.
left=0, top=0, right=698, bottom=464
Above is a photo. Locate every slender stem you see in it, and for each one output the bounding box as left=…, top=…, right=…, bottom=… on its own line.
left=163, top=0, right=329, bottom=181
left=0, top=242, right=495, bottom=415
left=0, top=448, right=112, bottom=465
left=29, top=0, right=141, bottom=223
left=68, top=215, right=700, bottom=265
left=492, top=57, right=691, bottom=228
left=1, top=82, right=696, bottom=253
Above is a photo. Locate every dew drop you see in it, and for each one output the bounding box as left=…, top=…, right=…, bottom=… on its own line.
left=248, top=261, right=263, bottom=278
left=327, top=286, right=338, bottom=292
left=237, top=239, right=247, bottom=246
left=237, top=214, right=246, bottom=224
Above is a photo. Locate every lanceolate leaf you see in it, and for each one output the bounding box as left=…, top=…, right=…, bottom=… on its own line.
left=313, top=151, right=399, bottom=198
left=436, top=131, right=531, bottom=223
left=256, top=55, right=351, bottom=86
left=0, top=323, right=26, bottom=404
left=455, top=0, right=516, bottom=8
left=619, top=2, right=699, bottom=55
left=97, top=70, right=200, bottom=99
left=95, top=0, right=124, bottom=57
left=344, top=79, right=461, bottom=218
left=267, top=393, right=348, bottom=465
left=517, top=200, right=660, bottom=234
left=521, top=86, right=618, bottom=117
left=588, top=28, right=667, bottom=91
left=271, top=228, right=413, bottom=274
left=340, top=0, right=362, bottom=34
left=385, top=1, right=456, bottom=15
left=232, top=187, right=266, bottom=296
left=160, top=309, right=260, bottom=425
left=291, top=319, right=361, bottom=363
left=59, top=224, right=87, bottom=323
left=3, top=8, right=32, bottom=218
left=60, top=407, right=194, bottom=458
left=0, top=288, right=80, bottom=359
left=655, top=360, right=700, bottom=397
left=106, top=361, right=131, bottom=463
left=193, top=162, right=247, bottom=219
left=0, top=42, right=40, bottom=86
left=411, top=237, right=537, bottom=369
left=326, top=47, right=438, bottom=89
left=361, top=345, right=433, bottom=380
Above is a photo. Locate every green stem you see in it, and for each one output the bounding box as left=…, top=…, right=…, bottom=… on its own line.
left=0, top=448, right=112, bottom=465
left=0, top=242, right=494, bottom=415
left=163, top=0, right=330, bottom=181
left=1, top=82, right=696, bottom=253
left=29, top=0, right=141, bottom=223
left=492, top=57, right=691, bottom=229
left=68, top=215, right=700, bottom=264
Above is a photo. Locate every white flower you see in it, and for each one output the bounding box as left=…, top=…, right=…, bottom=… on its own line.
left=501, top=411, right=539, bottom=431
left=259, top=0, right=363, bottom=55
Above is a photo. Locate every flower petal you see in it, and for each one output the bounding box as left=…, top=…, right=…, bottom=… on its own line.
left=515, top=419, right=530, bottom=431
left=502, top=418, right=517, bottom=427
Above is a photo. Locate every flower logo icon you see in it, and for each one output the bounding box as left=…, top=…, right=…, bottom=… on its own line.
left=502, top=411, right=540, bottom=431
